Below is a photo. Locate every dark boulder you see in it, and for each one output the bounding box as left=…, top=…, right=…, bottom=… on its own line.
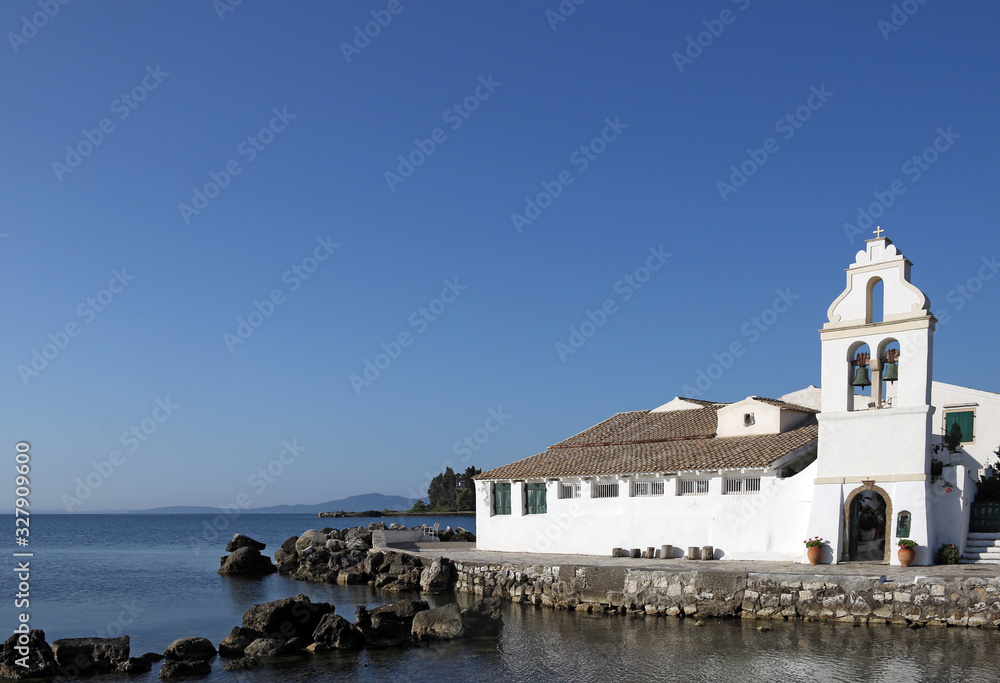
left=411, top=603, right=465, bottom=641
left=224, top=655, right=261, bottom=671
left=159, top=659, right=211, bottom=678
left=311, top=614, right=365, bottom=650
left=51, top=636, right=130, bottom=675
left=280, top=535, right=299, bottom=554
left=241, top=594, right=335, bottom=642
left=0, top=630, right=58, bottom=680
left=242, top=637, right=285, bottom=658
left=163, top=636, right=216, bottom=661
left=226, top=533, right=266, bottom=552
left=115, top=652, right=162, bottom=675
left=372, top=599, right=429, bottom=621
left=461, top=597, right=504, bottom=637
left=218, top=546, right=277, bottom=576
left=218, top=626, right=263, bottom=658
left=419, top=557, right=454, bottom=594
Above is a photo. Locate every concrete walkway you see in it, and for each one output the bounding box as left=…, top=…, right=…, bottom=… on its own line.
left=391, top=541, right=1000, bottom=582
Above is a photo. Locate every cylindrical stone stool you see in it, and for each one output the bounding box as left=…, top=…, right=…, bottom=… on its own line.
left=687, top=546, right=701, bottom=560
left=612, top=547, right=622, bottom=558
left=701, top=545, right=714, bottom=560
left=630, top=548, right=641, bottom=558
left=646, top=546, right=655, bottom=559
left=661, top=544, right=673, bottom=559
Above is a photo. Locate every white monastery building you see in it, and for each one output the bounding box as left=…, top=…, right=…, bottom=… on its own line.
left=475, top=232, right=1000, bottom=565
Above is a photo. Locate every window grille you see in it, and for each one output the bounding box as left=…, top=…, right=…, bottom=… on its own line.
left=679, top=479, right=709, bottom=496
left=724, top=477, right=762, bottom=495
left=559, top=482, right=581, bottom=499
left=631, top=480, right=665, bottom=497
left=592, top=482, right=619, bottom=498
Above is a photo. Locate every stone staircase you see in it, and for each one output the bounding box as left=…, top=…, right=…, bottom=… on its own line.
left=960, top=532, right=1000, bottom=564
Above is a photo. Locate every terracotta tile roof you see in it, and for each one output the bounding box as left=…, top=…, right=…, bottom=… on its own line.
left=749, top=396, right=819, bottom=413
left=675, top=397, right=728, bottom=407
left=475, top=412, right=818, bottom=481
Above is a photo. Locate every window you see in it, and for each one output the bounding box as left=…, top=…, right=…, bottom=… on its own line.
left=724, top=477, right=762, bottom=495
left=492, top=483, right=511, bottom=515
left=593, top=482, right=619, bottom=498
left=678, top=479, right=709, bottom=495
left=945, top=410, right=975, bottom=444
left=631, top=480, right=665, bottom=497
left=559, top=482, right=581, bottom=499
left=525, top=483, right=547, bottom=514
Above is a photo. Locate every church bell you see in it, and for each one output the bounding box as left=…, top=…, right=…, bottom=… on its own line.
left=851, top=366, right=871, bottom=387
left=881, top=362, right=899, bottom=382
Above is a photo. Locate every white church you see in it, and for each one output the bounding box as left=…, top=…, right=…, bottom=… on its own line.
left=475, top=232, right=1000, bottom=565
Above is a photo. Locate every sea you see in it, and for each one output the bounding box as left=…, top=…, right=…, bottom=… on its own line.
left=5, top=513, right=1000, bottom=682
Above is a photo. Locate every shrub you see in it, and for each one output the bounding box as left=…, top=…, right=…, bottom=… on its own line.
left=935, top=543, right=959, bottom=565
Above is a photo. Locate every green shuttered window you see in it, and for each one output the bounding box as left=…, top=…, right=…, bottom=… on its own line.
left=525, top=482, right=547, bottom=515
left=492, top=483, right=511, bottom=515
left=945, top=411, right=975, bottom=443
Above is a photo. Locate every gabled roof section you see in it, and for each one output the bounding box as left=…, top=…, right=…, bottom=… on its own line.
left=749, top=396, right=819, bottom=413
left=552, top=407, right=718, bottom=448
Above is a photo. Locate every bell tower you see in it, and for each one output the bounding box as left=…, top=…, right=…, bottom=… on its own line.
left=808, top=228, right=937, bottom=564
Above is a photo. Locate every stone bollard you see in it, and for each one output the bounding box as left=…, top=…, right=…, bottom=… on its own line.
left=687, top=546, right=701, bottom=560
left=630, top=548, right=641, bottom=558
left=612, top=547, right=622, bottom=558
left=701, top=545, right=714, bottom=560
left=646, top=547, right=655, bottom=559
left=661, top=544, right=673, bottom=559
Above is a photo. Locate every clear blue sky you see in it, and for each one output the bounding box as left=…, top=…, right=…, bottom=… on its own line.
left=3, top=1, right=998, bottom=511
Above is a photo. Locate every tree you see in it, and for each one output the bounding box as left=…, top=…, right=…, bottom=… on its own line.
left=425, top=465, right=481, bottom=511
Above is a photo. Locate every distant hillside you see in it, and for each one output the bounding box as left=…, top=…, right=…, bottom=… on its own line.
left=29, top=493, right=421, bottom=515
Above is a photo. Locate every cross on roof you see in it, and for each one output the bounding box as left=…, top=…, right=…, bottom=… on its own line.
left=873, top=226, right=885, bottom=238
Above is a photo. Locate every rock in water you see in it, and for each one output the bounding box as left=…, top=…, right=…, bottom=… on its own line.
left=218, top=546, right=278, bottom=575
left=311, top=614, right=365, bottom=650
left=242, top=638, right=286, bottom=658
left=411, top=603, right=465, bottom=641
left=241, top=594, right=335, bottom=642
left=226, top=533, right=267, bottom=552
left=461, top=597, right=504, bottom=637
left=159, top=659, right=211, bottom=678
left=163, top=636, right=216, bottom=661
left=51, top=636, right=130, bottom=675
left=0, top=630, right=58, bottom=680
left=419, top=557, right=454, bottom=594
left=219, top=627, right=264, bottom=658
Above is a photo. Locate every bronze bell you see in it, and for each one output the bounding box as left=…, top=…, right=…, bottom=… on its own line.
left=882, top=362, right=899, bottom=382
left=851, top=366, right=871, bottom=387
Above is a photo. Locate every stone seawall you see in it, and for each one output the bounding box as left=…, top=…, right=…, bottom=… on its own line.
left=448, top=560, right=1000, bottom=627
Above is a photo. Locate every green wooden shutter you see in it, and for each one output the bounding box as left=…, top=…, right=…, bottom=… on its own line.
left=946, top=411, right=975, bottom=443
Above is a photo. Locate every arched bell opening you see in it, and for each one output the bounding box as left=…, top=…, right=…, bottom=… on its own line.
left=843, top=483, right=893, bottom=563
left=866, top=277, right=885, bottom=324
left=847, top=342, right=873, bottom=408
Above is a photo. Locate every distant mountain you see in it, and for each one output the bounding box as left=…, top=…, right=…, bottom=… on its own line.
left=27, top=493, right=421, bottom=515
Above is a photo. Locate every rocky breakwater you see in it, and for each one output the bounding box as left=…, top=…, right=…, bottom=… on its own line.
left=217, top=593, right=503, bottom=672
left=273, top=523, right=473, bottom=592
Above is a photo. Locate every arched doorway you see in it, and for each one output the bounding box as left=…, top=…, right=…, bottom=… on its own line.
left=843, top=482, right=892, bottom=562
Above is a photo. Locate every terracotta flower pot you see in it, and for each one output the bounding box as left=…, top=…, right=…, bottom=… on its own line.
left=898, top=547, right=916, bottom=567
left=807, top=546, right=822, bottom=565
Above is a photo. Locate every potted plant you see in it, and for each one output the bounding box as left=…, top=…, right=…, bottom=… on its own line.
left=897, top=538, right=917, bottom=566
left=804, top=537, right=825, bottom=564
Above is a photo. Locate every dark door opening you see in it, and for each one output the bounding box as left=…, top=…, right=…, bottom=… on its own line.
left=849, top=491, right=887, bottom=561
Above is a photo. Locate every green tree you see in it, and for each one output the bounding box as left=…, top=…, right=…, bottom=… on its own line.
left=426, top=465, right=481, bottom=511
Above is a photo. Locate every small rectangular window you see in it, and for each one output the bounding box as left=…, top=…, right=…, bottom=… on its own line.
left=525, top=483, right=547, bottom=514
left=679, top=479, right=709, bottom=496
left=945, top=410, right=975, bottom=444
left=724, top=477, right=762, bottom=495
left=492, top=483, right=511, bottom=515
left=559, top=482, right=581, bottom=499
left=631, top=480, right=665, bottom=497
left=593, top=482, right=619, bottom=498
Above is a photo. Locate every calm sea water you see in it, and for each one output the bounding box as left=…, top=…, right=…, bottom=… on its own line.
left=5, top=514, right=1000, bottom=682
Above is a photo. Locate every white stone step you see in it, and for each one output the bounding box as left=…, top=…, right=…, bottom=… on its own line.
left=961, top=558, right=1000, bottom=564
left=960, top=533, right=1000, bottom=563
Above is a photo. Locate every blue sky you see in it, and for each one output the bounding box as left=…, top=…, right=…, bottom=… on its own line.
left=2, top=1, right=998, bottom=512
